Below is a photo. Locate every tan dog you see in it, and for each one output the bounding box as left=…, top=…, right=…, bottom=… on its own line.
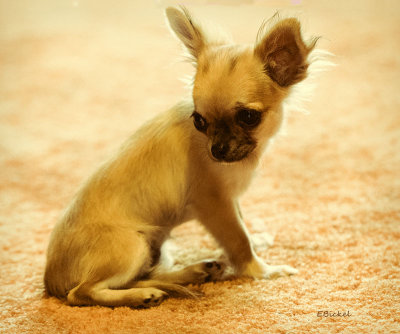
left=45, top=6, right=319, bottom=308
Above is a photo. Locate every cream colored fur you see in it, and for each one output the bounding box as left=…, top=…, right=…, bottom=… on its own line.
left=44, top=6, right=319, bottom=308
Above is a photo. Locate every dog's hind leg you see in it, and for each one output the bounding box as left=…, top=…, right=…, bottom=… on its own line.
left=66, top=227, right=167, bottom=308
left=147, top=260, right=227, bottom=285
left=68, top=282, right=167, bottom=308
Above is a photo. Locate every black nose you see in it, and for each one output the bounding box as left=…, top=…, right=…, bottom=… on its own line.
left=211, top=143, right=229, bottom=160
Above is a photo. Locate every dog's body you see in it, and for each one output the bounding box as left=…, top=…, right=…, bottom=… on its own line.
left=45, top=7, right=318, bottom=307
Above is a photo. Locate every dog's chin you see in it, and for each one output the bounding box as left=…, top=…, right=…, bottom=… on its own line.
left=207, top=150, right=251, bottom=164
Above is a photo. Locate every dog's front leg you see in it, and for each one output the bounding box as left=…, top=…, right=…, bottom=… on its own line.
left=196, top=197, right=297, bottom=279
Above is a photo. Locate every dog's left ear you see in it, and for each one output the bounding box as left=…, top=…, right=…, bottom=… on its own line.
left=166, top=6, right=205, bottom=59
left=254, top=18, right=316, bottom=87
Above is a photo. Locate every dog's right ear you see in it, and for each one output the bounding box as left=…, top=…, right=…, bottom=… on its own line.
left=165, top=6, right=205, bottom=59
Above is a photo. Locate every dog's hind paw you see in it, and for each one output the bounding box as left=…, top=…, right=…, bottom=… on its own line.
left=186, top=260, right=227, bottom=284
left=138, top=288, right=168, bottom=308
left=202, top=260, right=227, bottom=282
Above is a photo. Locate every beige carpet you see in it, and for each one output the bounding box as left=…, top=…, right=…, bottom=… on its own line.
left=1, top=0, right=399, bottom=333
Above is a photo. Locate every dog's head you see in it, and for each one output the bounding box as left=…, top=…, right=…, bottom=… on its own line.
left=166, top=7, right=316, bottom=163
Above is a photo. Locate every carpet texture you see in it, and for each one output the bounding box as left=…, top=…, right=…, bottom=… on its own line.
left=1, top=0, right=399, bottom=333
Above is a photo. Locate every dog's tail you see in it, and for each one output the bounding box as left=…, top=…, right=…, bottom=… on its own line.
left=134, top=279, right=201, bottom=298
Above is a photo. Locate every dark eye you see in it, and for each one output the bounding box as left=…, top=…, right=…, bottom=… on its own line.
left=236, top=109, right=261, bottom=127
left=191, top=111, right=208, bottom=132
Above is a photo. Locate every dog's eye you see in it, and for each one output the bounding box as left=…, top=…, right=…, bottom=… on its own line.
left=236, top=109, right=261, bottom=127
left=191, top=111, right=208, bottom=132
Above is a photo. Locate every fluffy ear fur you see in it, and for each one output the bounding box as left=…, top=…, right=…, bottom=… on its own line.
left=254, top=18, right=317, bottom=87
left=165, top=6, right=205, bottom=59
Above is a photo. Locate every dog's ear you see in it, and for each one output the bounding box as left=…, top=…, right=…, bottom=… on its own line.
left=254, top=18, right=316, bottom=87
left=165, top=6, right=205, bottom=59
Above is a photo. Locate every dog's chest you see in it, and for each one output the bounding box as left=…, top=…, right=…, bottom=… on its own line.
left=219, top=163, right=256, bottom=197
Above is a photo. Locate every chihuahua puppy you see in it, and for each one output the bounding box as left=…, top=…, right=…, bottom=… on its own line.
left=45, top=6, right=318, bottom=308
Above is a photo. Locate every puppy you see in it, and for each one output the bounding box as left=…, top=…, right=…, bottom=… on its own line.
left=45, top=6, right=318, bottom=308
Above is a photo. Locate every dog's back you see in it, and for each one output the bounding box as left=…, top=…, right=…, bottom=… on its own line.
left=44, top=103, right=193, bottom=301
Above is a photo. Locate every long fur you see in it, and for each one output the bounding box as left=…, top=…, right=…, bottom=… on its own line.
left=44, top=6, right=327, bottom=308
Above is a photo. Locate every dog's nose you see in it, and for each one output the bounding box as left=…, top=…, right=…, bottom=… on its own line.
left=211, top=143, right=229, bottom=160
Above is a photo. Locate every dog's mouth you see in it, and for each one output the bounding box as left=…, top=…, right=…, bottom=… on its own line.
left=208, top=142, right=254, bottom=163
left=209, top=153, right=248, bottom=163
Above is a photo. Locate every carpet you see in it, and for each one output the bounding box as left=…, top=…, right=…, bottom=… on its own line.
left=1, top=0, right=399, bottom=333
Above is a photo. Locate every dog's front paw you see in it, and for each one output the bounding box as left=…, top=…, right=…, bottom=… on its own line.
left=262, top=264, right=298, bottom=279
left=242, top=256, right=298, bottom=280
